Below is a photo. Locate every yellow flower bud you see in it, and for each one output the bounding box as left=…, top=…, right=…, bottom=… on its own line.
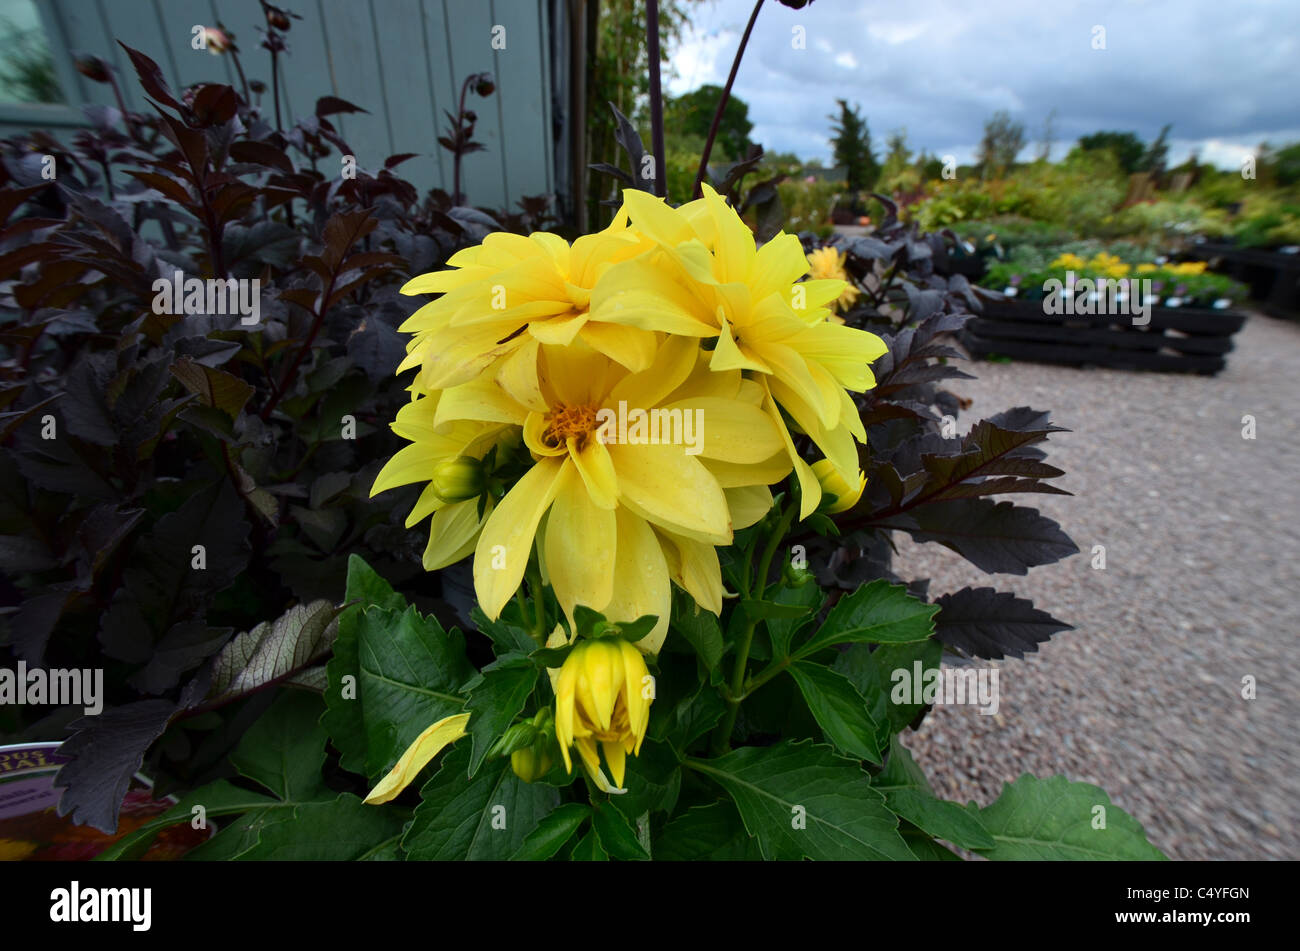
left=812, top=459, right=865, bottom=514
left=430, top=455, right=486, bottom=503
left=553, top=638, right=652, bottom=790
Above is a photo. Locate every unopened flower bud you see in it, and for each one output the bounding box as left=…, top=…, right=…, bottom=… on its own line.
left=75, top=55, right=111, bottom=83
left=203, top=27, right=232, bottom=54
left=473, top=75, right=495, bottom=97
left=510, top=744, right=552, bottom=783
left=431, top=455, right=486, bottom=503
left=812, top=459, right=865, bottom=514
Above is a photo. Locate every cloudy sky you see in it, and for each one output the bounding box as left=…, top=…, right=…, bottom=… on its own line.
left=666, top=0, right=1300, bottom=169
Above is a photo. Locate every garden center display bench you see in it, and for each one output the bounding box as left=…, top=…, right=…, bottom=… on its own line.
left=959, top=297, right=1248, bottom=374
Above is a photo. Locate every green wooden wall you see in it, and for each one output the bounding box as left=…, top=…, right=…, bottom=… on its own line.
left=2, top=0, right=570, bottom=214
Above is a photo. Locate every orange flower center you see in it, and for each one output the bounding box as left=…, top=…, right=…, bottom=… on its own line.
left=542, top=403, right=600, bottom=451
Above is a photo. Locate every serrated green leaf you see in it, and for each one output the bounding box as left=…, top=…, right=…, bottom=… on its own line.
left=403, top=746, right=559, bottom=860
left=464, top=653, right=539, bottom=777
left=764, top=582, right=824, bottom=658
left=326, top=604, right=475, bottom=782
left=235, top=794, right=406, bottom=860
left=472, top=603, right=538, bottom=655
left=230, top=690, right=332, bottom=801
left=787, top=661, right=884, bottom=764
left=570, top=829, right=608, bottom=861
left=688, top=740, right=914, bottom=860
left=672, top=596, right=725, bottom=670
left=870, top=639, right=944, bottom=733
left=509, top=803, right=590, bottom=860
left=591, top=800, right=650, bottom=861
left=874, top=740, right=993, bottom=851
left=970, top=774, right=1167, bottom=860
left=794, top=580, right=937, bottom=659
left=344, top=553, right=407, bottom=612
left=654, top=801, right=762, bottom=860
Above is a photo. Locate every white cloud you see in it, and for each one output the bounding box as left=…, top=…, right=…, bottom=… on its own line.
left=664, top=0, right=1300, bottom=170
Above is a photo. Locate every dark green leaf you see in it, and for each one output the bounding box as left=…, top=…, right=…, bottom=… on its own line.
left=236, top=795, right=406, bottom=860
left=591, top=800, right=649, bottom=861
left=463, top=653, right=538, bottom=777
left=688, top=740, right=914, bottom=860
left=509, top=803, right=590, bottom=860
left=403, top=746, right=559, bottom=860
left=794, top=581, right=937, bottom=659
left=787, top=661, right=884, bottom=764
left=970, top=774, right=1166, bottom=860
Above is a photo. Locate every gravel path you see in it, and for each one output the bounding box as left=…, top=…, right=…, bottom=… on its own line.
left=893, top=310, right=1300, bottom=860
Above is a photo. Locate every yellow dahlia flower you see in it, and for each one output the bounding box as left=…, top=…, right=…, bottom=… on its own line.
left=396, top=223, right=655, bottom=391
left=601, top=184, right=887, bottom=517
left=805, top=246, right=860, bottom=315
left=452, top=336, right=787, bottom=654
left=552, top=637, right=652, bottom=790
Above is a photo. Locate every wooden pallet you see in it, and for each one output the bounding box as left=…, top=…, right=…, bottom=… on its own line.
left=1188, top=243, right=1300, bottom=321
left=962, top=298, right=1246, bottom=375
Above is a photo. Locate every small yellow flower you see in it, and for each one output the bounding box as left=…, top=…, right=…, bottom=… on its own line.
left=553, top=638, right=652, bottom=790
left=805, top=247, right=860, bottom=313
left=812, top=459, right=865, bottom=513
left=1137, top=263, right=1157, bottom=273
left=1050, top=253, right=1086, bottom=271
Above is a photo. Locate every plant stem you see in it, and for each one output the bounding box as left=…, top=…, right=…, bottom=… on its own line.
left=526, top=561, right=548, bottom=643
left=645, top=0, right=666, bottom=198
left=270, top=46, right=283, bottom=133
left=692, top=0, right=764, bottom=200
left=754, top=498, right=797, bottom=599
left=452, top=76, right=471, bottom=205
left=709, top=497, right=797, bottom=754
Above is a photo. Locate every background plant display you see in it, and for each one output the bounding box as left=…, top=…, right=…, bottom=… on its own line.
left=0, top=11, right=1170, bottom=862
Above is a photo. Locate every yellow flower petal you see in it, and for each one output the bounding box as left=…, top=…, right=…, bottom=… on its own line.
left=363, top=712, right=470, bottom=805
left=474, top=457, right=566, bottom=619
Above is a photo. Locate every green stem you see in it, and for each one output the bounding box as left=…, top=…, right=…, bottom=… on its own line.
left=526, top=561, right=548, bottom=644
left=709, top=498, right=798, bottom=754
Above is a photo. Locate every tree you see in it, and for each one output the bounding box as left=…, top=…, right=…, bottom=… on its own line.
left=1036, top=108, right=1057, bottom=162
left=665, top=84, right=754, bottom=161
left=879, top=128, right=919, bottom=196
left=977, top=110, right=1025, bottom=179
left=1076, top=130, right=1145, bottom=173
left=1140, top=123, right=1172, bottom=177
left=829, top=99, right=878, bottom=192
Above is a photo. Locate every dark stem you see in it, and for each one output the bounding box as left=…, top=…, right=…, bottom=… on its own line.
left=260, top=271, right=337, bottom=420
left=105, top=71, right=139, bottom=145
left=453, top=75, right=471, bottom=204
left=227, top=36, right=250, bottom=102
left=270, top=46, right=283, bottom=133
left=645, top=0, right=666, bottom=198
left=692, top=0, right=764, bottom=200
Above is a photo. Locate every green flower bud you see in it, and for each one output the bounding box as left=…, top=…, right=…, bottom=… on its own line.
left=431, top=455, right=486, bottom=502
left=510, top=744, right=552, bottom=783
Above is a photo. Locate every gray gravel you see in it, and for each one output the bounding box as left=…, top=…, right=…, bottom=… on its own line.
left=893, top=310, right=1300, bottom=860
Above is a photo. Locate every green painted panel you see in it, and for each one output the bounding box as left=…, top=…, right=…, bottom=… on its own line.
left=372, top=0, right=444, bottom=192
left=317, top=0, right=392, bottom=165
left=490, top=0, right=552, bottom=203
left=439, top=0, right=508, bottom=208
